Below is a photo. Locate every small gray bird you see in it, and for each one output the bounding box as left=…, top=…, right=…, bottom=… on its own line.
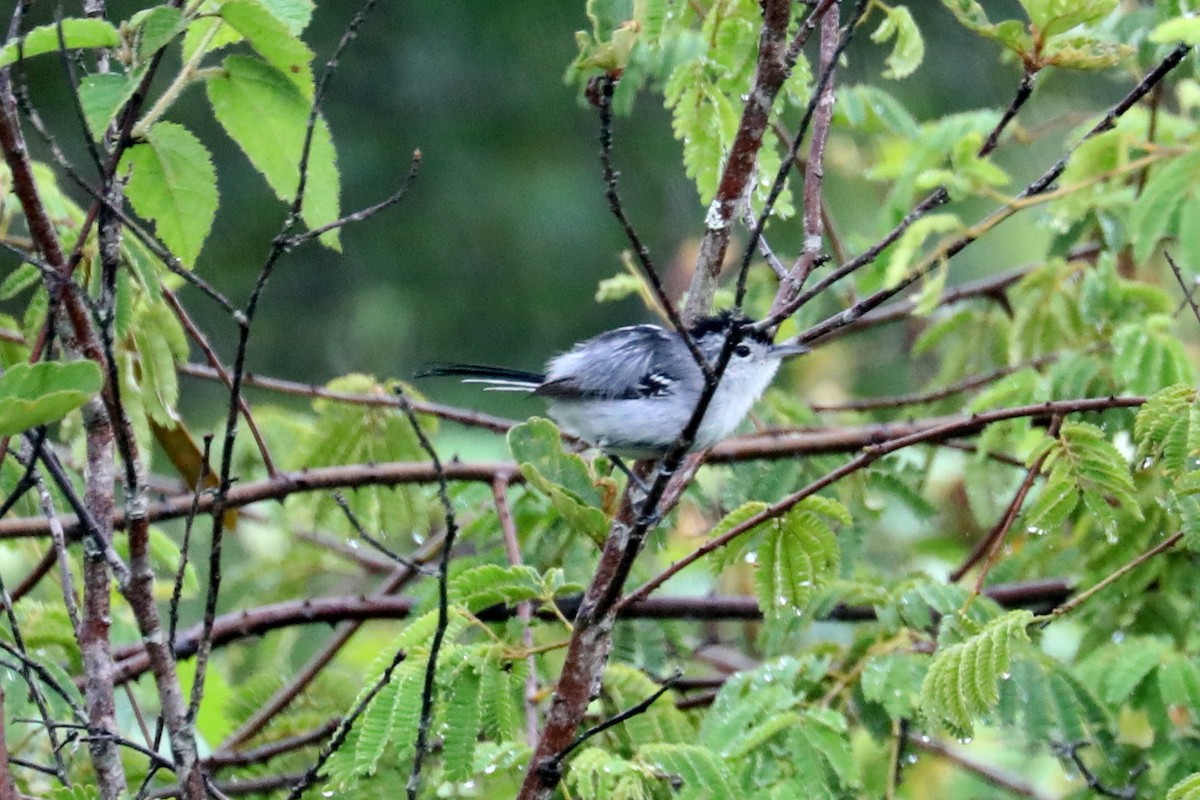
left=421, top=311, right=806, bottom=460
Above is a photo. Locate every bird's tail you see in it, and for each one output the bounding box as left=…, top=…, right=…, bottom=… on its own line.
left=415, top=363, right=544, bottom=392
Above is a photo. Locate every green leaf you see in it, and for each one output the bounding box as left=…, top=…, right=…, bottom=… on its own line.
left=1025, top=421, right=1140, bottom=531
left=1150, top=16, right=1200, bottom=45
left=256, top=0, right=316, bottom=35
left=708, top=501, right=769, bottom=570
left=0, top=19, right=120, bottom=68
left=508, top=417, right=611, bottom=540
left=1043, top=36, right=1131, bottom=70
left=206, top=55, right=341, bottom=249
left=1168, top=773, right=1200, bottom=800
left=124, top=122, right=218, bottom=268
left=0, top=262, right=41, bottom=300
left=755, top=509, right=840, bottom=620
left=1021, top=0, right=1118, bottom=38
left=219, top=1, right=315, bottom=97
left=861, top=652, right=930, bottom=720
left=0, top=361, right=103, bottom=436
left=78, top=73, right=140, bottom=141
left=871, top=5, right=924, bottom=79
left=135, top=6, right=186, bottom=59
left=637, top=743, right=735, bottom=799
left=132, top=298, right=189, bottom=426
left=1129, top=152, right=1200, bottom=263
left=920, top=609, right=1033, bottom=736
left=448, top=564, right=543, bottom=613
left=442, top=666, right=482, bottom=782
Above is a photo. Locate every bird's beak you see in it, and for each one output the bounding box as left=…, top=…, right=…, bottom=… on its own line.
left=769, top=343, right=810, bottom=359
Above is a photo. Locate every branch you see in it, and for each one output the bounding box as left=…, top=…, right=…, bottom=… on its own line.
left=623, top=396, right=1144, bottom=606
left=395, top=390, right=460, bottom=800
left=682, top=0, right=795, bottom=321
left=791, top=45, right=1191, bottom=347
left=89, top=581, right=1070, bottom=687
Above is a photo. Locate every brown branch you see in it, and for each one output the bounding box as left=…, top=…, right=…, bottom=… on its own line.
left=0, top=687, right=18, bottom=800
left=772, top=1, right=839, bottom=312
left=0, top=460, right=522, bottom=539
left=978, top=70, right=1037, bottom=158
left=106, top=581, right=1072, bottom=687
left=205, top=720, right=340, bottom=770
left=792, top=46, right=1192, bottom=347
left=682, top=0, right=795, bottom=321
left=911, top=737, right=1053, bottom=800
left=623, top=396, right=1144, bottom=606
left=161, top=288, right=276, bottom=476
left=178, top=362, right=530, bottom=437
left=495, top=476, right=541, bottom=745
left=950, top=415, right=1061, bottom=583
left=215, top=538, right=439, bottom=752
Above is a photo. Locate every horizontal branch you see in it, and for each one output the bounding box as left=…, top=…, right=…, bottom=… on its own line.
left=0, top=461, right=522, bottom=539
left=105, top=580, right=1071, bottom=686
left=0, top=396, right=1146, bottom=539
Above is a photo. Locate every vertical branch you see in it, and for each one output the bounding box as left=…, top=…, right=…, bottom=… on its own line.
left=682, top=0, right=794, bottom=322
left=771, top=2, right=838, bottom=315
left=0, top=687, right=18, bottom=800
left=394, top=391, right=460, bottom=800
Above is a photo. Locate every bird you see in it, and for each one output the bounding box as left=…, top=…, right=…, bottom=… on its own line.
left=419, top=310, right=807, bottom=462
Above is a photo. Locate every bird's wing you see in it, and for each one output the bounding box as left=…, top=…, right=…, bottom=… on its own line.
left=536, top=325, right=694, bottom=400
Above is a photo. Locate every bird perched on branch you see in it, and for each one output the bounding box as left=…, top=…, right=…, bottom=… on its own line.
left=420, top=310, right=807, bottom=461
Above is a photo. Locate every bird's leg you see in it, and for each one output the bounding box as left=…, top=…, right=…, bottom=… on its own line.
left=608, top=455, right=651, bottom=495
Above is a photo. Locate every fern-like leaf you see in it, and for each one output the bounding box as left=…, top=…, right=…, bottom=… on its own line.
left=920, top=609, right=1033, bottom=736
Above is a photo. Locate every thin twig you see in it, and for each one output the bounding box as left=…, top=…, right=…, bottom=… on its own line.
left=951, top=416, right=1061, bottom=584
left=1041, top=531, right=1183, bottom=625
left=394, top=390, right=459, bottom=800
left=1164, top=251, right=1200, bottom=328
left=284, top=649, right=407, bottom=800
left=542, top=671, right=681, bottom=776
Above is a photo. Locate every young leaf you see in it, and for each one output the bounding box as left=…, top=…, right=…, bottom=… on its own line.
left=134, top=5, right=187, bottom=60
left=755, top=509, right=840, bottom=620
left=0, top=19, right=120, bottom=68
left=920, top=609, right=1033, bottom=736
left=206, top=55, right=341, bottom=249
left=123, top=122, right=219, bottom=268
left=871, top=5, right=924, bottom=79
left=0, top=361, right=103, bottom=436
left=508, top=417, right=611, bottom=540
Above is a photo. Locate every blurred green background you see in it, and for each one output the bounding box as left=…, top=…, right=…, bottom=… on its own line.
left=9, top=2, right=1139, bottom=418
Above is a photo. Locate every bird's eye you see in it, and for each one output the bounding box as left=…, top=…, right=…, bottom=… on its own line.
left=734, top=344, right=751, bottom=357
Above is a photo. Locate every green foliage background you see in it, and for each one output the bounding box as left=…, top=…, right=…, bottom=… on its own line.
left=3, top=1, right=1200, bottom=799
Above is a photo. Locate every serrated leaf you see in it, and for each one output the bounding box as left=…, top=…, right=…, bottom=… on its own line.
left=123, top=122, right=218, bottom=268
left=256, top=0, right=316, bottom=35
left=0, top=19, right=120, bottom=68
left=219, top=1, right=314, bottom=97
left=508, top=417, right=611, bottom=540
left=207, top=55, right=341, bottom=249
left=0, top=361, right=103, bottom=436
left=135, top=5, right=186, bottom=59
